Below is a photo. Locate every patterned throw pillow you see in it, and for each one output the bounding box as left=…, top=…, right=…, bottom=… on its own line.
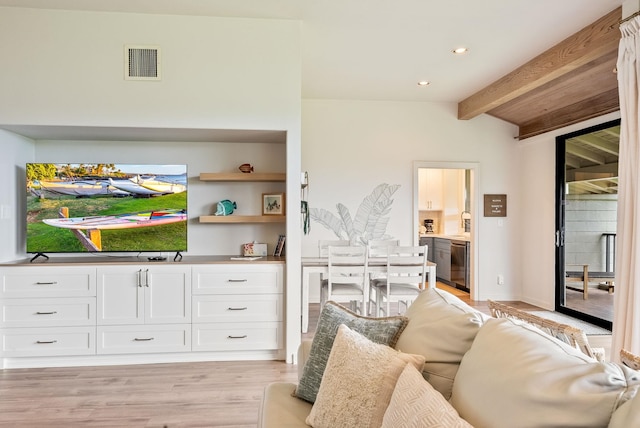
left=306, top=324, right=425, bottom=428
left=295, top=301, right=409, bottom=403
left=382, top=364, right=473, bottom=428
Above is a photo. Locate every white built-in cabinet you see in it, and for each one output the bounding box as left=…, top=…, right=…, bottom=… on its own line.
left=0, top=260, right=284, bottom=367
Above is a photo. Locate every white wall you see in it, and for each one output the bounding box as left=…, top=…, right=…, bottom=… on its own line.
left=301, top=99, right=522, bottom=301
left=518, top=111, right=621, bottom=310
left=0, top=7, right=301, bottom=130
left=0, top=131, right=34, bottom=262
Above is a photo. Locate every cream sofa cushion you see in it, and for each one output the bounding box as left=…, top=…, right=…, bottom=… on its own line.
left=393, top=288, right=488, bottom=399
left=258, top=382, right=312, bottom=428
left=451, top=317, right=640, bottom=428
left=382, top=363, right=473, bottom=428
left=306, top=324, right=424, bottom=428
left=609, top=389, right=640, bottom=428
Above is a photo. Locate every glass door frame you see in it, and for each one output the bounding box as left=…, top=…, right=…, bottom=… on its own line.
left=554, top=120, right=618, bottom=330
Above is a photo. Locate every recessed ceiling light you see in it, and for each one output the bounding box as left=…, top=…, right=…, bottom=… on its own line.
left=452, top=47, right=469, bottom=54
left=417, top=81, right=430, bottom=87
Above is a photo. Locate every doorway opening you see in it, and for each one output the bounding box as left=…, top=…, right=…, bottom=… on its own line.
left=413, top=161, right=479, bottom=299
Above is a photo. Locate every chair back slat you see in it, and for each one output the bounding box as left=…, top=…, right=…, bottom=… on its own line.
left=368, top=239, right=400, bottom=257
left=318, top=240, right=350, bottom=257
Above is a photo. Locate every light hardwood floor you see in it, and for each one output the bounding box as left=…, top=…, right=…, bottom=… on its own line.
left=0, top=283, right=610, bottom=427
left=0, top=360, right=297, bottom=427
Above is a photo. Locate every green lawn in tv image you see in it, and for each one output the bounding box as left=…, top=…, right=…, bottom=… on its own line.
left=26, top=192, right=187, bottom=253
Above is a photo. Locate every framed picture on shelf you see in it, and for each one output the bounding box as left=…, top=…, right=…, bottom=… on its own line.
left=262, top=193, right=285, bottom=216
left=274, top=234, right=286, bottom=257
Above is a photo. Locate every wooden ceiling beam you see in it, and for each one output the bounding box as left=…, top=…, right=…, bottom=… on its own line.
left=516, top=88, right=620, bottom=139
left=457, top=7, right=621, bottom=121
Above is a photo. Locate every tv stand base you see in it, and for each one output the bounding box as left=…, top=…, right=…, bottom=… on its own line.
left=29, top=253, right=49, bottom=263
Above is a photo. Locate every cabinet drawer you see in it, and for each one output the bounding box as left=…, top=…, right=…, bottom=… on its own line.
left=192, top=265, right=283, bottom=294
left=1, top=297, right=96, bottom=328
left=192, top=294, right=282, bottom=323
left=0, top=267, right=96, bottom=298
left=0, top=326, right=95, bottom=357
left=192, top=322, right=282, bottom=351
left=97, top=324, right=191, bottom=354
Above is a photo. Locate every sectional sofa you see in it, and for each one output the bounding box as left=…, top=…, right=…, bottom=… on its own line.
left=258, top=288, right=640, bottom=427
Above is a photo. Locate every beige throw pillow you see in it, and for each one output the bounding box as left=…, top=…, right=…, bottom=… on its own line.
left=306, top=324, right=425, bottom=428
left=382, top=364, right=473, bottom=428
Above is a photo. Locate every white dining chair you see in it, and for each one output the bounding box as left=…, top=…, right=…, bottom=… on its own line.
left=321, top=245, right=369, bottom=314
left=370, top=245, right=427, bottom=317
left=366, top=239, right=399, bottom=313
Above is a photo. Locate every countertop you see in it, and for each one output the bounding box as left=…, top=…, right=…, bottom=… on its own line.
left=419, top=233, right=470, bottom=242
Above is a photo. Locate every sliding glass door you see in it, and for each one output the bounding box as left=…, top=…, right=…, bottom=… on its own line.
left=555, top=119, right=619, bottom=330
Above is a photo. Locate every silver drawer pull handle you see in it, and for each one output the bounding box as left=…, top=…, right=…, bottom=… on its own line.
left=35, top=281, right=57, bottom=285
left=36, top=311, right=58, bottom=315
left=134, top=337, right=155, bottom=341
left=36, top=340, right=57, bottom=344
left=227, top=307, right=248, bottom=311
left=227, top=335, right=248, bottom=339
left=227, top=279, right=248, bottom=283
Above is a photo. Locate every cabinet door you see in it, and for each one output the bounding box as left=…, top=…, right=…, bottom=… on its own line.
left=434, top=239, right=451, bottom=282
left=145, top=267, right=191, bottom=324
left=97, top=268, right=144, bottom=325
left=419, top=169, right=443, bottom=211
left=419, top=237, right=434, bottom=263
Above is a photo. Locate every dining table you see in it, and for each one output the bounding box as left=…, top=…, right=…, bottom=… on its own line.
left=300, top=257, right=437, bottom=333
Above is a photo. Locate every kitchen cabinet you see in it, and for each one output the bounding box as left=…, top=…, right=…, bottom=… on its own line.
left=419, top=169, right=443, bottom=211
left=419, top=236, right=435, bottom=263
left=434, top=238, right=451, bottom=283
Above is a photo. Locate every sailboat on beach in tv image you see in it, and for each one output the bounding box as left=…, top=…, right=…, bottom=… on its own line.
left=26, top=163, right=188, bottom=255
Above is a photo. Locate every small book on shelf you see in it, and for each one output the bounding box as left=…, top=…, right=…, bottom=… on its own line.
left=274, top=234, right=286, bottom=257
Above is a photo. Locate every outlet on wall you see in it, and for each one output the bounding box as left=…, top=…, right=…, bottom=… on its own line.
left=497, top=274, right=504, bottom=285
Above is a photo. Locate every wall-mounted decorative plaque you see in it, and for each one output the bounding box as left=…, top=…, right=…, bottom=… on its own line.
left=484, top=194, right=507, bottom=217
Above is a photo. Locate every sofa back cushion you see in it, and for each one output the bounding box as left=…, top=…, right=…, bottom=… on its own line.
left=451, top=317, right=640, bottom=428
left=393, top=288, right=488, bottom=399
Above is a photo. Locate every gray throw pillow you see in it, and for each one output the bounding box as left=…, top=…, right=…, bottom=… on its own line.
left=295, top=301, right=409, bottom=403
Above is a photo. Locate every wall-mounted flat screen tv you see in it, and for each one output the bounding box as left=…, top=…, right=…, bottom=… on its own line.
left=26, top=163, right=187, bottom=255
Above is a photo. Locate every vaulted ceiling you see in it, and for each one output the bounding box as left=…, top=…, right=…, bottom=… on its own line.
left=458, top=7, right=622, bottom=140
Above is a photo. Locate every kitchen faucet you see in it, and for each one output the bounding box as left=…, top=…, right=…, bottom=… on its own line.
left=461, top=211, right=471, bottom=232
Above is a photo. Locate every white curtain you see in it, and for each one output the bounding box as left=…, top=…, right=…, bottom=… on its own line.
left=613, top=16, right=640, bottom=361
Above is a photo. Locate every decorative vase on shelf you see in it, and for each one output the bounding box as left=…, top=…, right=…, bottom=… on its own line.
left=239, top=163, right=254, bottom=173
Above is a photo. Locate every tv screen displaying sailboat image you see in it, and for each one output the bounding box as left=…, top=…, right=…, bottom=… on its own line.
left=26, top=163, right=187, bottom=255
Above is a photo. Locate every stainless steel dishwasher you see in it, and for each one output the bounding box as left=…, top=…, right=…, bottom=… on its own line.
left=451, top=240, right=469, bottom=292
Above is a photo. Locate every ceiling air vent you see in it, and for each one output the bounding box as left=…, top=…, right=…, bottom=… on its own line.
left=125, top=45, right=161, bottom=81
